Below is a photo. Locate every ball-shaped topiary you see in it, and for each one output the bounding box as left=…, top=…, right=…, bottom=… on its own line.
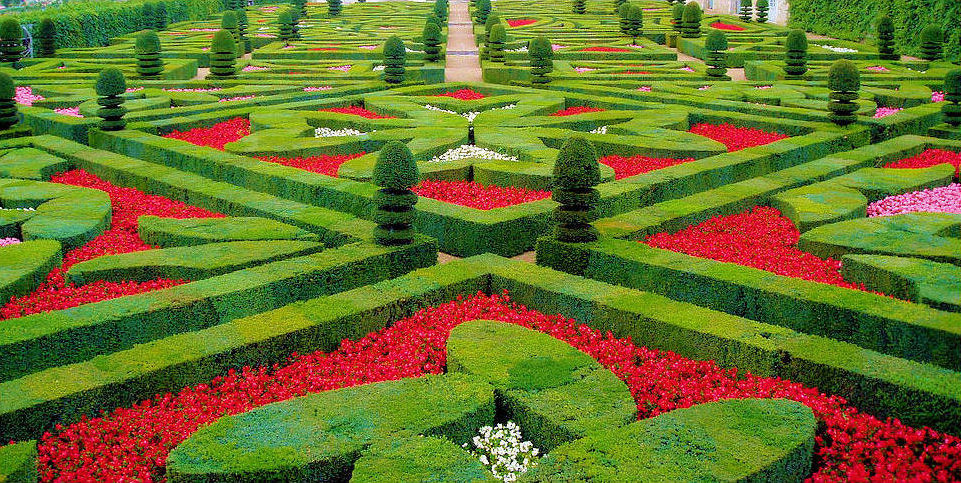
left=155, top=1, right=168, bottom=30
left=624, top=5, right=643, bottom=44
left=876, top=15, right=897, bottom=60
left=919, top=25, right=943, bottom=61
left=755, top=0, right=768, bottom=23
left=671, top=3, right=684, bottom=32
left=739, top=0, right=752, bottom=22
left=38, top=18, right=56, bottom=57
left=552, top=136, right=601, bottom=243
left=134, top=30, right=164, bottom=78
left=329, top=0, right=342, bottom=17
left=383, top=36, right=407, bottom=85
left=827, top=59, right=860, bottom=126
left=475, top=0, right=491, bottom=24
left=372, top=141, right=419, bottom=246
left=529, top=36, right=554, bottom=88
left=95, top=68, right=127, bottom=131
left=705, top=30, right=728, bottom=79
left=0, top=18, right=24, bottom=65
left=681, top=2, right=702, bottom=39
left=0, top=72, right=18, bottom=130
left=943, top=69, right=961, bottom=127
left=487, top=24, right=507, bottom=63
left=572, top=0, right=586, bottom=14
left=422, top=22, right=443, bottom=62
left=784, top=29, right=808, bottom=78
left=209, top=30, right=237, bottom=78
left=277, top=9, right=294, bottom=42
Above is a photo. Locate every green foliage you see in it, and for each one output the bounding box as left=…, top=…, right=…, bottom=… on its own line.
left=134, top=30, right=164, bottom=77
left=920, top=25, right=943, bottom=61
left=671, top=3, right=684, bottom=32
left=383, top=36, right=406, bottom=84
left=705, top=29, right=727, bottom=51
left=209, top=29, right=237, bottom=78
left=624, top=4, right=642, bottom=43
left=755, top=0, right=768, bottom=23
left=141, top=2, right=155, bottom=28
left=827, top=59, right=860, bottom=126
left=95, top=67, right=126, bottom=97
left=613, top=0, right=625, bottom=15
left=277, top=9, right=294, bottom=42
left=474, top=0, right=490, bottom=24
left=235, top=8, right=249, bottom=54
left=705, top=31, right=728, bottom=79
left=134, top=29, right=160, bottom=53
left=0, top=441, right=37, bottom=483
left=487, top=24, right=506, bottom=63
left=784, top=29, right=808, bottom=78
left=155, top=1, right=167, bottom=29
left=433, top=0, right=448, bottom=22
left=876, top=15, right=896, bottom=60
left=942, top=69, right=961, bottom=126
left=0, top=18, right=23, bottom=65
left=373, top=142, right=418, bottom=190
left=739, top=0, right=752, bottom=22
left=618, top=2, right=632, bottom=35
left=373, top=141, right=418, bottom=245
left=221, top=10, right=242, bottom=57
left=422, top=21, right=442, bottom=63
left=529, top=36, right=553, bottom=87
left=95, top=68, right=127, bottom=131
left=328, top=0, right=342, bottom=17
left=572, top=0, right=585, bottom=14
left=681, top=2, right=702, bottom=38
left=138, top=216, right=319, bottom=247
left=0, top=71, right=15, bottom=100
left=552, top=137, right=600, bottom=243
left=38, top=17, right=56, bottom=57
left=220, top=9, right=237, bottom=29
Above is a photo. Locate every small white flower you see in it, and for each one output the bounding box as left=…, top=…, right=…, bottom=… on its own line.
left=314, top=127, right=367, bottom=138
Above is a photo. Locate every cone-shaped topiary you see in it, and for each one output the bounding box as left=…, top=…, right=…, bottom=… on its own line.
left=624, top=4, right=642, bottom=44
left=529, top=36, right=554, bottom=88
left=292, top=0, right=307, bottom=18
left=827, top=59, right=860, bottom=126
left=552, top=136, right=601, bottom=243
left=155, top=2, right=167, bottom=30
left=329, top=0, right=342, bottom=17
left=433, top=0, right=448, bottom=22
left=38, top=18, right=56, bottom=57
left=876, top=15, right=896, bottom=60
left=784, top=29, right=808, bottom=78
left=0, top=72, right=18, bottom=130
left=95, top=68, right=127, bottom=131
left=135, top=30, right=164, bottom=78
left=480, top=13, right=499, bottom=61
left=0, top=18, right=24, bottom=65
left=373, top=141, right=419, bottom=246
left=383, top=36, right=406, bottom=85
left=142, top=2, right=155, bottom=29
left=221, top=11, right=243, bottom=58
left=943, top=69, right=961, bottom=127
left=475, top=0, right=491, bottom=24
left=209, top=30, right=237, bottom=78
left=618, top=2, right=632, bottom=35
left=236, top=9, right=251, bottom=54
left=423, top=22, right=442, bottom=62
left=614, top=0, right=626, bottom=15
left=920, top=25, right=943, bottom=61
left=681, top=2, right=702, bottom=39
left=739, top=0, right=752, bottom=22
left=705, top=30, right=728, bottom=79
left=755, top=0, right=768, bottom=23
left=572, top=0, right=586, bottom=14
left=277, top=9, right=294, bottom=42
left=427, top=13, right=443, bottom=29
left=488, top=24, right=507, bottom=63
left=671, top=3, right=684, bottom=33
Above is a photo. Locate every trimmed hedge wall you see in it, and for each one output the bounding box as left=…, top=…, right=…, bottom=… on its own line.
left=0, top=440, right=36, bottom=483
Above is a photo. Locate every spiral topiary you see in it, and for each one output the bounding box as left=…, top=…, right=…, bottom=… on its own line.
left=329, top=0, right=342, bottom=17
left=236, top=9, right=250, bottom=54
left=0, top=18, right=24, bottom=65
left=480, top=13, right=500, bottom=61
left=0, top=72, right=18, bottom=130
left=95, top=68, right=127, bottom=131
left=552, top=136, right=601, bottom=243
left=383, top=36, right=406, bottom=85
left=739, top=0, right=752, bottom=22
left=919, top=25, right=943, bottom=61
left=705, top=30, right=728, bottom=79
left=488, top=24, right=507, bottom=63
left=38, top=18, right=56, bottom=57
left=680, top=2, right=702, bottom=39
left=943, top=69, right=961, bottom=127
left=671, top=3, right=684, bottom=33
left=529, top=36, right=554, bottom=88
left=784, top=29, right=808, bottom=78
left=624, top=5, right=643, bottom=44
left=277, top=9, right=294, bottom=42
left=572, top=0, right=586, bottom=14
left=423, top=22, right=442, bottom=62
left=755, top=0, right=768, bottom=23
left=876, top=15, right=896, bottom=60
left=135, top=30, right=164, bottom=78
left=618, top=2, right=632, bottom=35
left=827, top=59, right=860, bottom=126
left=155, top=2, right=167, bottom=30
left=209, top=30, right=237, bottom=78
left=373, top=141, right=419, bottom=246
left=475, top=0, right=491, bottom=24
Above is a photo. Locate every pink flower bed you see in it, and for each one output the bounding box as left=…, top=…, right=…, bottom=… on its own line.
left=680, top=66, right=696, bottom=72
left=163, top=88, right=223, bottom=93
left=638, top=86, right=652, bottom=92
left=241, top=65, right=268, bottom=72
left=0, top=237, right=20, bottom=247
left=189, top=28, right=219, bottom=32
left=126, top=87, right=143, bottom=93
left=874, top=107, right=902, bottom=118
left=328, top=65, right=352, bottom=72
left=303, top=86, right=333, bottom=92
left=15, top=86, right=44, bottom=106
left=551, top=44, right=566, bottom=51
left=865, top=66, right=890, bottom=72
left=506, top=19, right=537, bottom=27
left=358, top=45, right=377, bottom=50
left=756, top=85, right=773, bottom=90
left=932, top=91, right=945, bottom=102
left=218, top=96, right=256, bottom=102
left=574, top=67, right=596, bottom=73
left=867, top=183, right=961, bottom=216
left=53, top=107, right=82, bottom=117
left=580, top=46, right=632, bottom=52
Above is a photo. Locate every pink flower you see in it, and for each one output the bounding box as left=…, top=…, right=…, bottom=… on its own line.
left=638, top=86, right=652, bottom=92
left=932, top=91, right=945, bottom=103
left=303, top=86, right=333, bottom=92
left=680, top=66, right=696, bottom=72
left=254, top=34, right=276, bottom=38
left=574, top=67, right=596, bottom=73
left=188, top=28, right=219, bottom=32
left=125, top=87, right=143, bottom=93
left=218, top=95, right=256, bottom=102
left=755, top=85, right=773, bottom=90
left=865, top=65, right=890, bottom=72
left=873, top=107, right=902, bottom=119
left=163, top=87, right=222, bottom=93
left=867, top=183, right=961, bottom=216
left=241, top=65, right=268, bottom=72
left=53, top=106, right=83, bottom=118
left=551, top=44, right=566, bottom=51
left=15, top=86, right=44, bottom=106
left=0, top=237, right=20, bottom=247
left=358, top=45, right=378, bottom=50
left=328, top=65, right=352, bottom=72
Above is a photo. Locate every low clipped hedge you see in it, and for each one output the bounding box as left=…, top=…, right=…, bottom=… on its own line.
left=0, top=440, right=37, bottom=483
left=138, top=215, right=320, bottom=247
left=0, top=240, right=61, bottom=305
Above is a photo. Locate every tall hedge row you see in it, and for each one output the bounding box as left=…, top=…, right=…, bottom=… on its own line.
left=788, top=0, right=960, bottom=61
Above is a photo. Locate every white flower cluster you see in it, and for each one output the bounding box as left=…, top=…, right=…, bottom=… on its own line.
left=507, top=46, right=528, bottom=53
left=0, top=207, right=36, bottom=211
left=372, top=65, right=386, bottom=71
left=314, top=127, right=368, bottom=137
left=464, top=421, right=539, bottom=482
left=814, top=44, right=858, bottom=53
left=589, top=125, right=608, bottom=134
left=429, top=144, right=519, bottom=163
left=423, top=104, right=517, bottom=124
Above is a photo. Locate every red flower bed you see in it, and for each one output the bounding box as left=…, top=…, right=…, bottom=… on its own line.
left=506, top=18, right=537, bottom=27
left=1, top=170, right=223, bottom=320
left=550, top=106, right=605, bottom=116
left=432, top=89, right=486, bottom=100
left=600, top=154, right=697, bottom=179
left=254, top=153, right=367, bottom=177
left=580, top=46, right=632, bottom=52
left=319, top=106, right=396, bottom=119
left=710, top=22, right=745, bottom=31
left=644, top=206, right=868, bottom=291
left=413, top=179, right=551, bottom=209
left=29, top=292, right=961, bottom=481
left=883, top=148, right=961, bottom=178
left=689, top=123, right=789, bottom=151
left=163, top=117, right=251, bottom=151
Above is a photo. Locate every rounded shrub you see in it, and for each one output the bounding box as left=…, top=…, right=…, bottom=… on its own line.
left=943, top=69, right=961, bottom=127
left=529, top=36, right=554, bottom=88
left=474, top=0, right=491, bottom=24
left=427, top=13, right=443, bottom=29
left=422, top=22, right=443, bottom=62
left=0, top=72, right=18, bottom=130
left=739, top=0, right=752, bottom=22
left=209, top=30, right=237, bottom=78
left=784, top=29, right=808, bottom=78
left=0, top=18, right=24, bottom=65
left=681, top=2, right=702, bottom=39
left=293, top=0, right=308, bottom=18
left=755, top=0, right=768, bottom=23
left=572, top=0, right=586, bottom=14
left=433, top=0, right=448, bottom=22
left=671, top=3, right=684, bottom=32
left=919, top=25, right=943, bottom=61
left=827, top=59, right=860, bottom=126
left=552, top=136, right=600, bottom=243
left=705, top=30, right=728, bottom=79
left=487, top=24, right=507, bottom=63
left=134, top=30, right=164, bottom=78
left=95, top=68, right=127, bottom=131
left=155, top=1, right=168, bottom=30
left=624, top=5, right=643, bottom=44
left=383, top=36, right=407, bottom=85
left=373, top=141, right=419, bottom=246
left=329, top=0, right=342, bottom=17
left=876, top=15, right=897, bottom=60
left=38, top=18, right=56, bottom=57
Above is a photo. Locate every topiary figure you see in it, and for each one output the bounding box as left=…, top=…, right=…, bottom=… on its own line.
left=613, top=0, right=625, bottom=15
left=480, top=13, right=500, bottom=61
left=919, top=25, right=943, bottom=61
left=236, top=9, right=251, bottom=54
left=293, top=0, right=308, bottom=18
left=135, top=30, right=164, bottom=78
left=95, top=68, right=127, bottom=131
left=221, top=10, right=243, bottom=58
left=142, top=2, right=155, bottom=29
left=943, top=69, right=961, bottom=127
left=0, top=18, right=24, bottom=66
left=329, top=0, right=342, bottom=17
left=876, top=15, right=896, bottom=60
left=155, top=1, right=168, bottom=30
left=475, top=0, right=491, bottom=24
left=209, top=30, right=237, bottom=78
left=784, top=29, right=808, bottom=78
left=671, top=3, right=684, bottom=33
left=427, top=13, right=443, bottom=30
left=433, top=0, right=448, bottom=22
left=487, top=24, right=506, bottom=63
left=680, top=2, right=702, bottom=39
left=373, top=141, right=419, bottom=246
left=755, top=0, right=768, bottom=23
left=277, top=9, right=294, bottom=42
left=287, top=6, right=302, bottom=40
left=529, top=36, right=554, bottom=88
left=827, top=59, right=860, bottom=126
left=739, top=0, right=752, bottom=22
left=705, top=30, right=728, bottom=79
left=624, top=5, right=643, bottom=45
left=0, top=72, right=18, bottom=130
left=383, top=36, right=406, bottom=85
left=552, top=136, right=600, bottom=243
left=38, top=18, right=56, bottom=57
left=422, top=21, right=442, bottom=62
left=618, top=2, right=632, bottom=36
left=572, top=0, right=586, bottom=14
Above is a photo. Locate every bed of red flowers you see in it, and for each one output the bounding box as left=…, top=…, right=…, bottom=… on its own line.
left=505, top=18, right=537, bottom=27
left=550, top=106, right=605, bottom=116
left=580, top=46, right=632, bottom=52
left=25, top=291, right=961, bottom=481
left=710, top=22, right=746, bottom=31
left=600, top=154, right=697, bottom=179
left=432, top=89, right=486, bottom=101
left=319, top=106, right=396, bottom=119
left=254, top=153, right=366, bottom=177
left=644, top=206, right=869, bottom=291
left=412, top=179, right=551, bottom=209
left=0, top=170, right=223, bottom=321
left=688, top=123, right=789, bottom=151
left=163, top=117, right=251, bottom=150
left=883, top=148, right=961, bottom=179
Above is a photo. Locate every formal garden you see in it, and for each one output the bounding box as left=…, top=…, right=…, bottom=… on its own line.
left=0, top=0, right=959, bottom=480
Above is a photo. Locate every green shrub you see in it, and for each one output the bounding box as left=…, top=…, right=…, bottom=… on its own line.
left=95, top=68, right=127, bottom=131
left=134, top=30, right=164, bottom=78
left=0, top=441, right=37, bottom=483
left=529, top=36, right=553, bottom=88
left=739, top=0, right=752, bottom=22
left=671, top=3, right=684, bottom=32
left=755, top=0, right=768, bottom=23
left=613, top=0, right=625, bottom=15
left=434, top=0, right=448, bottom=22
left=475, top=0, right=490, bottom=24
left=827, top=59, right=860, bottom=126
left=877, top=15, right=896, bottom=60
left=0, top=18, right=23, bottom=65
left=38, top=18, right=56, bottom=57
left=423, top=22, right=442, bottom=62
left=784, top=29, right=808, bottom=78
left=705, top=30, right=728, bottom=79
left=572, top=0, right=586, bottom=14
left=221, top=10, right=242, bottom=58
left=142, top=2, right=155, bottom=29
left=552, top=137, right=600, bottom=243
left=293, top=0, right=308, bottom=18
left=209, top=29, right=237, bottom=78
left=373, top=141, right=418, bottom=245
left=480, top=13, right=499, bottom=60
left=329, top=0, right=342, bottom=17
left=624, top=5, right=642, bottom=44
left=618, top=2, right=632, bottom=35
left=383, top=36, right=406, bottom=85
left=277, top=9, right=294, bottom=42
left=0, top=72, right=17, bottom=130
left=155, top=1, right=168, bottom=30
left=681, top=2, right=702, bottom=39
left=235, top=8, right=250, bottom=54
left=943, top=69, right=961, bottom=127
left=920, top=25, right=943, bottom=61
left=487, top=24, right=506, bottom=63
